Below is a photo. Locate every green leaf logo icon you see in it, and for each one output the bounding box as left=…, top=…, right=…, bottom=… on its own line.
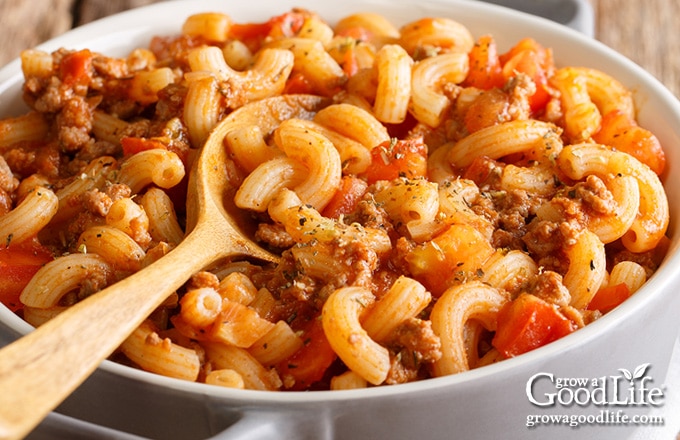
left=619, top=363, right=651, bottom=385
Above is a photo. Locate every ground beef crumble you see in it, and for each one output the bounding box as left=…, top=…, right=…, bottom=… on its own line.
left=385, top=318, right=442, bottom=385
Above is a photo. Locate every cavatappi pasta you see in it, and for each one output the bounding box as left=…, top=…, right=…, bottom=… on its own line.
left=0, top=9, right=670, bottom=391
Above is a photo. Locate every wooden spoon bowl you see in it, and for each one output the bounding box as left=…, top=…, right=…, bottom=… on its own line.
left=0, top=94, right=330, bottom=440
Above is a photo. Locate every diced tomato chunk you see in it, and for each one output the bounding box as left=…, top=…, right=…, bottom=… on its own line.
left=492, top=293, right=575, bottom=358
left=321, top=176, right=368, bottom=219
left=283, top=73, right=315, bottom=94
left=59, top=49, right=93, bottom=87
left=340, top=45, right=360, bottom=77
left=587, top=283, right=631, bottom=314
left=593, top=110, right=666, bottom=176
left=266, top=11, right=307, bottom=39
left=0, top=239, right=53, bottom=312
left=463, top=88, right=510, bottom=133
left=499, top=37, right=549, bottom=66
left=464, top=35, right=505, bottom=90
left=228, top=11, right=307, bottom=52
left=406, top=223, right=494, bottom=296
left=276, top=319, right=337, bottom=390
left=462, top=155, right=502, bottom=186
left=121, top=137, right=168, bottom=157
left=500, top=38, right=555, bottom=113
left=365, top=137, right=428, bottom=184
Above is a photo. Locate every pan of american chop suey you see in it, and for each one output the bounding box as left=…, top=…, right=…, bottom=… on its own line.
left=0, top=0, right=678, bottom=439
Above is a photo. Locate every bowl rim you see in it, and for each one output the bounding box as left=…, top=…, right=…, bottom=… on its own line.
left=1, top=0, right=679, bottom=403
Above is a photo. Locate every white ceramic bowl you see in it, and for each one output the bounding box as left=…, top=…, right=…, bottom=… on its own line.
left=1, top=1, right=679, bottom=439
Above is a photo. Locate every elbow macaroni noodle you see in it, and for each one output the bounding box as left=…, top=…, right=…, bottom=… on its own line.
left=0, top=8, right=670, bottom=391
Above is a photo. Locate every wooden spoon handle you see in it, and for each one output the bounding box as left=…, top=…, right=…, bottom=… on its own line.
left=0, top=225, right=220, bottom=440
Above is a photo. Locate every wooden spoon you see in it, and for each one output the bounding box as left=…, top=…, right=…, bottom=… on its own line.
left=0, top=94, right=330, bottom=440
